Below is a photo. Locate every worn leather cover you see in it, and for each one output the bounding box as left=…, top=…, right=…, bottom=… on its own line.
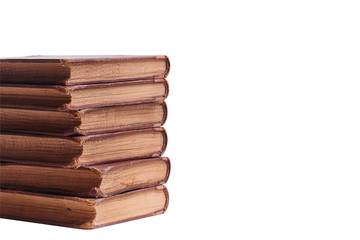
left=0, top=78, right=169, bottom=110
left=1, top=127, right=168, bottom=168
left=0, top=157, right=171, bottom=197
left=0, top=102, right=168, bottom=136
left=0, top=55, right=170, bottom=85
left=0, top=185, right=169, bottom=229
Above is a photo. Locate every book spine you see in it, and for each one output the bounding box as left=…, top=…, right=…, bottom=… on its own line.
left=0, top=60, right=70, bottom=85
left=0, top=108, right=81, bottom=135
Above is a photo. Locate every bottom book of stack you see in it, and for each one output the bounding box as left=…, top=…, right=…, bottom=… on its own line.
left=0, top=186, right=168, bottom=229
left=0, top=157, right=170, bottom=229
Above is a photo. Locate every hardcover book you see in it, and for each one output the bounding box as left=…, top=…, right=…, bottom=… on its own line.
left=0, top=157, right=170, bottom=197
left=1, top=102, right=167, bottom=135
left=0, top=79, right=168, bottom=110
left=0, top=55, right=170, bottom=85
left=0, top=185, right=168, bottom=229
left=0, top=128, right=167, bottom=167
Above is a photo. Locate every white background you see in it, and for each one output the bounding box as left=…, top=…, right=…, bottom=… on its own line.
left=1, top=0, right=360, bottom=239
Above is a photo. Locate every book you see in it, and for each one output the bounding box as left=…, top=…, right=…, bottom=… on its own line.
left=0, top=79, right=168, bottom=110
left=0, top=128, right=167, bottom=167
left=0, top=157, right=170, bottom=197
left=0, top=55, right=170, bottom=85
left=1, top=102, right=167, bottom=136
left=0, top=185, right=168, bottom=229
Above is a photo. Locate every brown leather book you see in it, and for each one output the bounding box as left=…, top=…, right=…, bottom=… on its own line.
left=0, top=55, right=170, bottom=85
left=0, top=128, right=167, bottom=168
left=0, top=102, right=167, bottom=136
left=0, top=185, right=169, bottom=229
left=0, top=157, right=170, bottom=197
left=0, top=79, right=168, bottom=110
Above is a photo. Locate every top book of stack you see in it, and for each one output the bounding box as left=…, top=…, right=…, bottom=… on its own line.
left=0, top=55, right=170, bottom=85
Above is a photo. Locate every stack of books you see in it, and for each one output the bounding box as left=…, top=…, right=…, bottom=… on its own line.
left=0, top=55, right=171, bottom=229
